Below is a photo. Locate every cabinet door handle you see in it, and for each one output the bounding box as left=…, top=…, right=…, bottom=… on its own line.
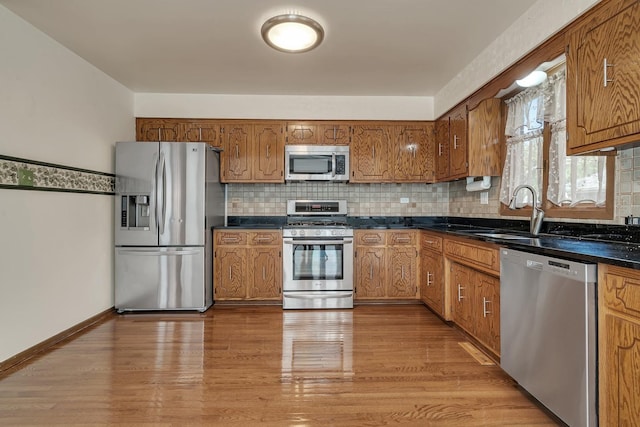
left=483, top=297, right=491, bottom=317
left=222, top=237, right=241, bottom=243
left=395, top=237, right=410, bottom=243
left=372, top=145, right=376, bottom=159
left=425, top=240, right=435, bottom=244
left=199, top=127, right=203, bottom=141
left=453, top=135, right=459, bottom=149
left=438, top=143, right=443, bottom=156
left=457, top=284, right=464, bottom=301
left=235, top=144, right=239, bottom=159
left=229, top=266, right=232, bottom=281
left=401, top=265, right=405, bottom=280
left=262, top=266, right=266, bottom=281
left=427, top=271, right=433, bottom=286
left=370, top=265, right=373, bottom=280
left=266, top=144, right=270, bottom=158
left=363, top=237, right=381, bottom=243
left=604, top=58, right=615, bottom=87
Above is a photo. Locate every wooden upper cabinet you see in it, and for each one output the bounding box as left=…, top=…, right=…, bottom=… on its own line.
left=221, top=123, right=252, bottom=182
left=182, top=120, right=222, bottom=147
left=449, top=104, right=468, bottom=179
left=435, top=117, right=450, bottom=181
left=286, top=121, right=351, bottom=145
left=393, top=123, right=435, bottom=182
left=468, top=98, right=503, bottom=176
left=253, top=123, right=284, bottom=182
left=351, top=124, right=394, bottom=182
left=136, top=118, right=180, bottom=142
left=567, top=0, right=640, bottom=154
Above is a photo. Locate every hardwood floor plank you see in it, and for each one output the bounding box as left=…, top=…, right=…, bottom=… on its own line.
left=0, top=305, right=560, bottom=426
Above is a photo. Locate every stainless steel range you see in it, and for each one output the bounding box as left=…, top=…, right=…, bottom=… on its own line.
left=282, top=200, right=354, bottom=309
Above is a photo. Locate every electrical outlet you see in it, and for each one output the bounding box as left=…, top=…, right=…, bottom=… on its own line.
left=400, top=197, right=409, bottom=204
left=18, top=168, right=34, bottom=186
left=480, top=192, right=489, bottom=205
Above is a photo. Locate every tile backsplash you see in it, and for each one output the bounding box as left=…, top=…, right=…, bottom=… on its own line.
left=228, top=146, right=640, bottom=224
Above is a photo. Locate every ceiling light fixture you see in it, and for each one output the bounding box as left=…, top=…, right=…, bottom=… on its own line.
left=261, top=14, right=324, bottom=53
left=516, top=70, right=548, bottom=87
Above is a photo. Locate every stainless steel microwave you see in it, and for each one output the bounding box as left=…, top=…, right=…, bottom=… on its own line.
left=284, top=145, right=350, bottom=182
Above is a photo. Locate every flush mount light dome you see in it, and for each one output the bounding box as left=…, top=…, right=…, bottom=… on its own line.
left=261, top=14, right=324, bottom=53
left=516, top=70, right=548, bottom=88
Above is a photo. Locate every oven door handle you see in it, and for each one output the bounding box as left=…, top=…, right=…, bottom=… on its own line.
left=284, top=292, right=353, bottom=299
left=283, top=239, right=353, bottom=245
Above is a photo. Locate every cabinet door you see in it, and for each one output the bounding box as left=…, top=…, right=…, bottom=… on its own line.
left=351, top=125, right=393, bottom=182
left=214, top=247, right=247, bottom=299
left=388, top=247, right=418, bottom=299
left=248, top=247, right=282, bottom=300
left=136, top=118, right=180, bottom=142
left=221, top=124, right=252, bottom=182
left=435, top=118, right=450, bottom=180
left=182, top=121, right=222, bottom=148
left=286, top=122, right=318, bottom=145
left=420, top=250, right=444, bottom=316
left=253, top=123, right=284, bottom=182
left=319, top=123, right=351, bottom=145
left=450, top=263, right=475, bottom=333
left=449, top=105, right=468, bottom=178
left=468, top=98, right=502, bottom=177
left=355, top=247, right=386, bottom=299
left=394, top=124, right=433, bottom=182
left=568, top=0, right=640, bottom=153
left=474, top=272, right=500, bottom=354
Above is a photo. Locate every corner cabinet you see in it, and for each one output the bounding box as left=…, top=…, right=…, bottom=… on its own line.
left=354, top=230, right=418, bottom=300
left=213, top=229, right=282, bottom=301
left=566, top=0, right=640, bottom=154
left=419, top=231, right=445, bottom=318
left=436, top=104, right=468, bottom=181
left=597, top=263, right=640, bottom=426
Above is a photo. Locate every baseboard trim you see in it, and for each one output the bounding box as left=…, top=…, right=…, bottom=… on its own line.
left=0, top=307, right=116, bottom=375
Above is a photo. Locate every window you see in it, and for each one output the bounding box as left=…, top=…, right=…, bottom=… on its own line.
left=499, top=66, right=614, bottom=220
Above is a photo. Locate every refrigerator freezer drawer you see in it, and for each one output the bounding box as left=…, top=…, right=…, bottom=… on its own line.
left=115, top=247, right=211, bottom=312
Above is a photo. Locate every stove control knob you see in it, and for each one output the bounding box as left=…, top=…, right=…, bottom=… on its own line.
left=315, top=230, right=322, bottom=236
left=290, top=230, right=297, bottom=236
left=299, top=230, right=305, bottom=236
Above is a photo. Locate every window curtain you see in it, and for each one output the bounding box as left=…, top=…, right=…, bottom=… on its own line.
left=499, top=86, right=545, bottom=207
left=546, top=69, right=606, bottom=206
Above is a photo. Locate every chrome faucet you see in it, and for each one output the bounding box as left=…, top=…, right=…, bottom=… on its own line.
left=509, top=185, right=545, bottom=235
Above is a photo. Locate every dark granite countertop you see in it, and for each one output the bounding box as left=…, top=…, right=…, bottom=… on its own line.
left=219, top=215, right=640, bottom=269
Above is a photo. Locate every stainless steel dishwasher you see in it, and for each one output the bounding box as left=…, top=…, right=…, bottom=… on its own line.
left=500, top=248, right=597, bottom=427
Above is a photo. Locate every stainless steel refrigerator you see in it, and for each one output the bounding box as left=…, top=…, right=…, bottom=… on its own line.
left=114, top=141, right=224, bottom=312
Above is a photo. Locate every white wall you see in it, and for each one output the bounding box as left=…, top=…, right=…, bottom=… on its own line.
left=0, top=5, right=134, bottom=363
left=434, top=0, right=599, bottom=116
left=135, top=93, right=435, bottom=120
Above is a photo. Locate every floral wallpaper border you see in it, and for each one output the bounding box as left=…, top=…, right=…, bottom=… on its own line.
left=0, top=155, right=114, bottom=195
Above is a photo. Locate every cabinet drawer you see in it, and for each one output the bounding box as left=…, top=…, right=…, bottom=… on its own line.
left=444, top=239, right=499, bottom=273
left=215, top=231, right=248, bottom=246
left=249, top=231, right=281, bottom=246
left=421, top=232, right=443, bottom=253
left=355, top=230, right=386, bottom=246
left=387, top=231, right=416, bottom=246
left=600, top=264, right=640, bottom=317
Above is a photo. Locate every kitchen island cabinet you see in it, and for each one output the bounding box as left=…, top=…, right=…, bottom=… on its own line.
left=598, top=263, right=640, bottom=426
left=354, top=230, right=418, bottom=300
left=213, top=230, right=282, bottom=302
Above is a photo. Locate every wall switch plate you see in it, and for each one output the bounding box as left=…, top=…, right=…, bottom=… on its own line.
left=480, top=192, right=489, bottom=205
left=400, top=197, right=409, bottom=204
left=18, top=168, right=35, bottom=186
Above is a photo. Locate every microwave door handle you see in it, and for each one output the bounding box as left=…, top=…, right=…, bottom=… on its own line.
left=332, top=153, right=336, bottom=178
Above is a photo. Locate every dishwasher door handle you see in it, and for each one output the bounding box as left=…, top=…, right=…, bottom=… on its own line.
left=526, top=260, right=543, bottom=270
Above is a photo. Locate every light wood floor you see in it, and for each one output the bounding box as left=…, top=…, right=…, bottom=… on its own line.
left=0, top=305, right=560, bottom=426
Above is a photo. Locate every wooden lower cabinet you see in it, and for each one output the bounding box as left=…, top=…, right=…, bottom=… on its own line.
left=419, top=232, right=445, bottom=318
left=213, top=230, right=282, bottom=301
left=598, top=263, right=640, bottom=426
left=354, top=230, right=418, bottom=300
left=445, top=238, right=500, bottom=357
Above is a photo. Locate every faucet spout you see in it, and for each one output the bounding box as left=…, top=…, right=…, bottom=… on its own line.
left=509, top=185, right=545, bottom=235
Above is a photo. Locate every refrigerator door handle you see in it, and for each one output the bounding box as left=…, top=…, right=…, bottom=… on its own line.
left=157, top=151, right=167, bottom=235
left=117, top=249, right=200, bottom=256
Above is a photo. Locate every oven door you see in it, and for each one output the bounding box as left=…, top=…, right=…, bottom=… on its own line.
left=283, top=237, right=354, bottom=291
